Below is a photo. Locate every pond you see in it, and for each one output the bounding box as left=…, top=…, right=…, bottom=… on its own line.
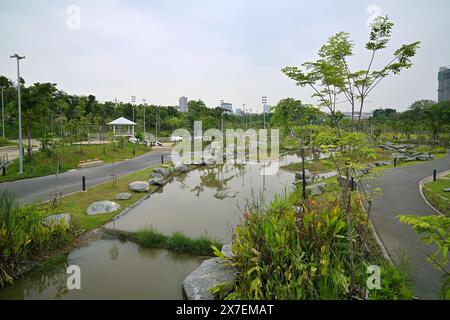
left=0, top=239, right=203, bottom=300
left=1, top=154, right=304, bottom=299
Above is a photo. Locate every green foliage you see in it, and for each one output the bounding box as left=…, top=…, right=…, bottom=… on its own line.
left=133, top=228, right=222, bottom=256
left=0, top=191, right=69, bottom=286
left=224, top=190, right=411, bottom=300
left=398, top=214, right=450, bottom=298
left=423, top=179, right=450, bottom=215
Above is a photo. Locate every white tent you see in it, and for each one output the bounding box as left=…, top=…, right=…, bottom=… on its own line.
left=108, top=117, right=136, bottom=138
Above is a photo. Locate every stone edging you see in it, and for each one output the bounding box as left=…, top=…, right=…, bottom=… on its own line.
left=418, top=169, right=450, bottom=217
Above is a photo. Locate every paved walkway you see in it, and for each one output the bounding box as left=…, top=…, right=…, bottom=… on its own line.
left=0, top=150, right=171, bottom=204
left=367, top=153, right=449, bottom=299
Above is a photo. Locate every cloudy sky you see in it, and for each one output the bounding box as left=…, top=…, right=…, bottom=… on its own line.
left=1, top=0, right=449, bottom=112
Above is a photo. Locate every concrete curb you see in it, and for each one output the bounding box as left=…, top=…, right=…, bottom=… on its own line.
left=418, top=169, right=450, bottom=217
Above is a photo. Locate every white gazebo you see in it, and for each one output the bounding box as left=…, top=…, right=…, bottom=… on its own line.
left=108, top=117, right=137, bottom=138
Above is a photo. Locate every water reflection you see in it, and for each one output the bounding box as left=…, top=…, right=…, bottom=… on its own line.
left=0, top=240, right=202, bottom=300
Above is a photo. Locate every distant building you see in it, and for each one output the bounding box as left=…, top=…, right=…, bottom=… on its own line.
left=179, top=96, right=188, bottom=113
left=263, top=104, right=271, bottom=113
left=438, top=66, right=450, bottom=102
left=235, top=108, right=243, bottom=115
left=220, top=100, right=233, bottom=113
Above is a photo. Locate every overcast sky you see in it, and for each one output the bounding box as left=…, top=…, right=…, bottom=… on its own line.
left=1, top=0, right=449, bottom=112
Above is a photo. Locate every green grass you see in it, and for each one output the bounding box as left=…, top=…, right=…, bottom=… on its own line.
left=0, top=138, right=16, bottom=147
left=423, top=178, right=450, bottom=215
left=42, top=165, right=163, bottom=232
left=0, top=142, right=151, bottom=183
left=107, top=227, right=222, bottom=256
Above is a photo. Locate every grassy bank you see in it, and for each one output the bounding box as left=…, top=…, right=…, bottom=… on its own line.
left=0, top=142, right=151, bottom=183
left=106, top=228, right=222, bottom=256
left=423, top=178, right=450, bottom=215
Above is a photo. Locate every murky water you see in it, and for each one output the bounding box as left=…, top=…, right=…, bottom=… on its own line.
left=0, top=239, right=202, bottom=300
left=107, top=160, right=297, bottom=243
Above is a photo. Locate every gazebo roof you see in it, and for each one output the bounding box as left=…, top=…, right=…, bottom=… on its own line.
left=108, top=117, right=136, bottom=125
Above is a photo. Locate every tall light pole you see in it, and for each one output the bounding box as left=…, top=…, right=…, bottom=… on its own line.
left=242, top=104, right=246, bottom=129
left=262, top=96, right=267, bottom=129
left=10, top=54, right=25, bottom=174
left=0, top=85, right=5, bottom=139
left=131, top=95, right=136, bottom=122
left=142, top=99, right=147, bottom=134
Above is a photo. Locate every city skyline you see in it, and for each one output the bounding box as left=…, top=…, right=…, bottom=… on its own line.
left=1, top=0, right=449, bottom=112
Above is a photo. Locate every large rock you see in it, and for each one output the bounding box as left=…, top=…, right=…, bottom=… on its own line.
left=148, top=176, right=165, bottom=186
left=337, top=176, right=357, bottom=189
left=151, top=172, right=164, bottom=179
left=443, top=188, right=450, bottom=193
left=128, top=181, right=150, bottom=192
left=153, top=168, right=171, bottom=177
left=416, top=154, right=432, bottom=161
left=183, top=258, right=237, bottom=300
left=174, top=163, right=188, bottom=173
left=43, top=213, right=71, bottom=227
left=116, top=192, right=132, bottom=200
left=86, top=201, right=120, bottom=215
left=374, top=161, right=389, bottom=167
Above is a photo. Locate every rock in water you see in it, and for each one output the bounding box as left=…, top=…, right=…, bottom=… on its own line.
left=43, top=213, right=71, bottom=227
left=116, top=192, right=132, bottom=200
left=128, top=181, right=150, bottom=192
left=153, top=168, right=170, bottom=177
left=86, top=201, right=120, bottom=215
left=174, top=164, right=188, bottom=173
left=183, top=258, right=237, bottom=300
left=214, top=190, right=239, bottom=199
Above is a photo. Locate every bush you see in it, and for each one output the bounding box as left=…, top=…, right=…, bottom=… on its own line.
left=0, top=191, right=69, bottom=286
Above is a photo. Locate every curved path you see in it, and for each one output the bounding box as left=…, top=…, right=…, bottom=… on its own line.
left=0, top=150, right=171, bottom=204
left=367, top=153, right=449, bottom=299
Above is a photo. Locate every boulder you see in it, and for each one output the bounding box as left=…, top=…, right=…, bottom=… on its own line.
left=128, top=181, right=150, bottom=192
left=153, top=168, right=171, bottom=177
left=116, top=192, right=132, bottom=200
left=148, top=176, right=165, bottom=186
left=337, top=176, right=357, bottom=189
left=86, top=201, right=120, bottom=215
left=174, top=163, right=188, bottom=173
left=443, top=188, right=450, bottom=193
left=43, top=213, right=71, bottom=227
left=374, top=161, right=389, bottom=167
left=151, top=172, right=164, bottom=179
left=416, top=154, right=432, bottom=161
left=214, top=190, right=239, bottom=200
left=183, top=258, right=237, bottom=300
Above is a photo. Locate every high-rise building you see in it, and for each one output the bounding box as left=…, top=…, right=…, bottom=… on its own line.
left=438, top=66, right=450, bottom=102
left=179, top=96, right=188, bottom=113
left=235, top=108, right=243, bottom=115
left=220, top=100, right=233, bottom=113
left=263, top=104, right=271, bottom=113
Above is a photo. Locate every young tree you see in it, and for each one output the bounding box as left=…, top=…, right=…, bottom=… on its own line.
left=282, top=16, right=420, bottom=132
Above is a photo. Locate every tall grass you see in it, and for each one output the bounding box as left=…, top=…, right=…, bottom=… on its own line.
left=0, top=191, right=69, bottom=286
left=222, top=188, right=413, bottom=300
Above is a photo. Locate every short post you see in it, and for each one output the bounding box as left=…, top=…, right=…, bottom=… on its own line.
left=350, top=177, right=355, bottom=191
left=133, top=148, right=136, bottom=157
left=433, top=169, right=437, bottom=182
left=161, top=155, right=164, bottom=164
left=394, top=157, right=397, bottom=168
left=82, top=176, right=86, bottom=191
left=2, top=167, right=5, bottom=176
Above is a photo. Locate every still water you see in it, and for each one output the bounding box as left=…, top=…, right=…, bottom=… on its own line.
left=1, top=155, right=301, bottom=299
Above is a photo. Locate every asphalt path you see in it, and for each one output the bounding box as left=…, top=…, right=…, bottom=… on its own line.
left=366, top=153, right=449, bottom=299
left=0, top=150, right=171, bottom=204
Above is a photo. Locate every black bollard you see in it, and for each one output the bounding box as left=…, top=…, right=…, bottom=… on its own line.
left=394, top=157, right=397, bottom=168
left=161, top=155, right=164, bottom=164
left=433, top=169, right=437, bottom=182
left=2, top=167, right=5, bottom=177
left=82, top=176, right=86, bottom=191
left=133, top=148, right=136, bottom=157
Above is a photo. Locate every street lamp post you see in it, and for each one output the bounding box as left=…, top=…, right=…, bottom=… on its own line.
left=10, top=54, right=25, bottom=174
left=142, top=99, right=147, bottom=134
left=0, top=85, right=5, bottom=139
left=262, top=96, right=267, bottom=129
left=131, top=95, right=136, bottom=122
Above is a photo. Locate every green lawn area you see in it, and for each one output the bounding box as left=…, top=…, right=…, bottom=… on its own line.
left=423, top=178, right=450, bottom=215
left=0, top=142, right=151, bottom=183
left=42, top=164, right=164, bottom=232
